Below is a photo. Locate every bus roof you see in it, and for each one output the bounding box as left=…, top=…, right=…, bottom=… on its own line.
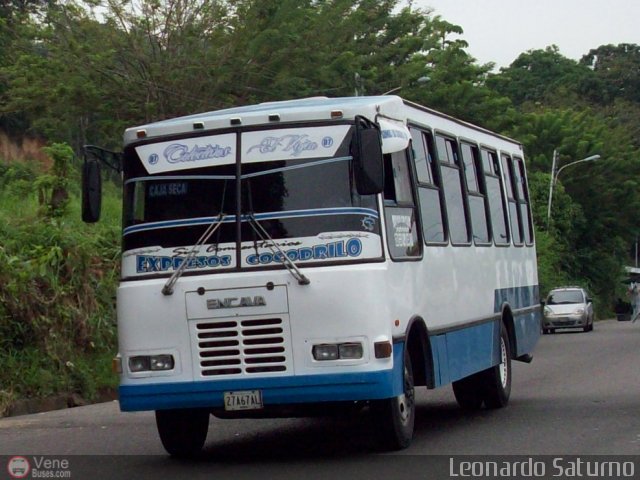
left=123, top=96, right=521, bottom=150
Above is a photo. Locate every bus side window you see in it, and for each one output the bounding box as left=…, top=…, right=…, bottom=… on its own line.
left=436, top=134, right=470, bottom=245
left=501, top=154, right=523, bottom=246
left=481, top=148, right=510, bottom=245
left=461, top=143, right=490, bottom=245
left=410, top=127, right=446, bottom=244
left=514, top=157, right=534, bottom=245
left=383, top=151, right=413, bottom=205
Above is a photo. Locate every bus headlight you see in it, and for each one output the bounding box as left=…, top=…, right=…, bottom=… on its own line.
left=129, top=354, right=175, bottom=372
left=150, top=355, right=175, bottom=371
left=312, top=342, right=363, bottom=361
left=338, top=343, right=363, bottom=359
left=129, top=356, right=150, bottom=372
left=312, top=344, right=339, bottom=361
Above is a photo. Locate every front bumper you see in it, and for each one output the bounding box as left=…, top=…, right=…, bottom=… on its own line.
left=543, top=315, right=587, bottom=328
left=119, top=367, right=402, bottom=412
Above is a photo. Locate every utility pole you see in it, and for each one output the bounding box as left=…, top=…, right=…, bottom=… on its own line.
left=546, top=149, right=558, bottom=227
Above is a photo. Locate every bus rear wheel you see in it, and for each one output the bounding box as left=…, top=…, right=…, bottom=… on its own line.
left=452, top=323, right=512, bottom=411
left=155, top=408, right=210, bottom=457
left=452, top=374, right=483, bottom=411
left=372, top=346, right=415, bottom=450
left=482, top=323, right=512, bottom=409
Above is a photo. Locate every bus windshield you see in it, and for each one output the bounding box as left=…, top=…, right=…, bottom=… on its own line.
left=121, top=125, right=382, bottom=277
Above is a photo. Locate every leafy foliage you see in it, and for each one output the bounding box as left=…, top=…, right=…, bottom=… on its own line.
left=0, top=154, right=121, bottom=409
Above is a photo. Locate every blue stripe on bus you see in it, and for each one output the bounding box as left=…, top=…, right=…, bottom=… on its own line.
left=119, top=345, right=404, bottom=412
left=494, top=285, right=540, bottom=311
left=430, top=320, right=498, bottom=388
left=494, top=284, right=541, bottom=357
left=429, top=285, right=542, bottom=388
left=123, top=207, right=379, bottom=236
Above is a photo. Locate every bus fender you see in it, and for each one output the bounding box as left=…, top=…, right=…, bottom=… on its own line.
left=498, top=303, right=518, bottom=360
left=396, top=316, right=435, bottom=389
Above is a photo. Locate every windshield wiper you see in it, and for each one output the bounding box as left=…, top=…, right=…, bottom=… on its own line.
left=246, top=214, right=310, bottom=286
left=162, top=213, right=227, bottom=295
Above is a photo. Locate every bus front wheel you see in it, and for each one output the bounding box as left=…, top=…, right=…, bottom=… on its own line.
left=155, top=408, right=210, bottom=457
left=372, top=346, right=415, bottom=450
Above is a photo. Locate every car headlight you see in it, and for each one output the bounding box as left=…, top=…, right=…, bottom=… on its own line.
left=574, top=308, right=585, bottom=315
left=544, top=306, right=552, bottom=316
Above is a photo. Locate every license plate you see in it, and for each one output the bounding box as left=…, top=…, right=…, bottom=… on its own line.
left=223, top=390, right=263, bottom=411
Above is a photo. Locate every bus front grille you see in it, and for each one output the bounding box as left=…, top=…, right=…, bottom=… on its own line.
left=194, top=317, right=290, bottom=377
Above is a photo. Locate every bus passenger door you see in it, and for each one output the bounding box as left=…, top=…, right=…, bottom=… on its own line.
left=383, top=150, right=421, bottom=260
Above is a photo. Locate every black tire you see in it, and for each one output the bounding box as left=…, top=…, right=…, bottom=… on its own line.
left=452, top=374, right=483, bottom=411
left=482, top=323, right=512, bottom=409
left=372, top=346, right=415, bottom=450
left=155, top=408, right=210, bottom=457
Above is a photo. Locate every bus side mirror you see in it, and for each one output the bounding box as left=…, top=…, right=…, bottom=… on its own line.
left=82, top=159, right=102, bottom=223
left=353, top=116, right=384, bottom=195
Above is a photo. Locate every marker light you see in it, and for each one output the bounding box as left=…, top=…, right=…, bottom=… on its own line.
left=112, top=356, right=123, bottom=374
left=374, top=341, right=392, bottom=359
left=331, top=110, right=343, bottom=119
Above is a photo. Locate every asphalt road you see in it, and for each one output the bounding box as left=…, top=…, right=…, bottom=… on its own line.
left=1, top=319, right=639, bottom=478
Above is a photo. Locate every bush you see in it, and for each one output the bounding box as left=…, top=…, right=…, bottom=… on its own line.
left=0, top=146, right=121, bottom=408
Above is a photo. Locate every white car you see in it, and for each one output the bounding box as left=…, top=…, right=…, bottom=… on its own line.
left=543, top=287, right=594, bottom=333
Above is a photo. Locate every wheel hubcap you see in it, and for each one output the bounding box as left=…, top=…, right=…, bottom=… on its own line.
left=398, top=365, right=415, bottom=424
left=498, top=337, right=508, bottom=388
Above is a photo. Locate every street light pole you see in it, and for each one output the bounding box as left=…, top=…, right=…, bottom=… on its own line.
left=546, top=149, right=558, bottom=224
left=546, top=152, right=601, bottom=225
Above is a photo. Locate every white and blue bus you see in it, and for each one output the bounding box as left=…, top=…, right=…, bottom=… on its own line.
left=82, top=96, right=540, bottom=455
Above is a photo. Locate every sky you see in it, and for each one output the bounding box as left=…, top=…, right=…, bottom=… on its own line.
left=412, top=0, right=640, bottom=69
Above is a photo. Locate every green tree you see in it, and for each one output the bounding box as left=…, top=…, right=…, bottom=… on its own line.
left=581, top=43, right=640, bottom=104
left=488, top=46, right=595, bottom=108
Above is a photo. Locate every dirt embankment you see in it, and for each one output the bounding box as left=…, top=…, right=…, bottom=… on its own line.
left=0, top=131, right=51, bottom=167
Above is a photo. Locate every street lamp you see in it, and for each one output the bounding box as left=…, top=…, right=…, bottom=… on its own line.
left=546, top=150, right=601, bottom=224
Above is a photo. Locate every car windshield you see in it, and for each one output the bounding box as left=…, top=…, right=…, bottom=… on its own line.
left=547, top=290, right=584, bottom=305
